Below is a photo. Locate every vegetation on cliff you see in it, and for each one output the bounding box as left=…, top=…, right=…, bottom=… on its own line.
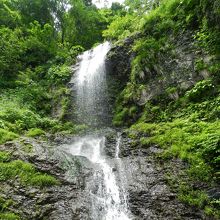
left=0, top=1, right=118, bottom=218
left=104, top=0, right=220, bottom=218
left=0, top=0, right=220, bottom=218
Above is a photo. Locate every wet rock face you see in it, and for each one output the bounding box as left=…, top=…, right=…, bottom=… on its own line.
left=106, top=33, right=212, bottom=107
left=105, top=38, right=135, bottom=107
left=0, top=133, right=208, bottom=220
left=104, top=133, right=206, bottom=220
left=0, top=138, right=94, bottom=220
left=106, top=38, right=134, bottom=84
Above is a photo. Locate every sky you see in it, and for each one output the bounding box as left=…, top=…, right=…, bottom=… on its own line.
left=92, top=0, right=125, bottom=8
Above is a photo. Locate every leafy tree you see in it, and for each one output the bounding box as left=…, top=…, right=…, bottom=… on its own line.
left=0, top=0, right=21, bottom=27
left=22, top=21, right=57, bottom=67
left=63, top=0, right=107, bottom=48
left=11, top=0, right=55, bottom=26
left=0, top=27, right=25, bottom=80
left=125, top=0, right=161, bottom=14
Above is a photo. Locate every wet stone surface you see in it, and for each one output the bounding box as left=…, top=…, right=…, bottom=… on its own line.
left=0, top=138, right=94, bottom=220
left=0, top=132, right=210, bottom=220
left=104, top=132, right=207, bottom=220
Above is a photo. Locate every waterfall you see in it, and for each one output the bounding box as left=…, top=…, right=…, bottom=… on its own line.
left=72, top=42, right=110, bottom=127
left=67, top=42, right=131, bottom=219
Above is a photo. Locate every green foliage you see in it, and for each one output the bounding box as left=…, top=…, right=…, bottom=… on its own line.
left=0, top=197, right=19, bottom=220
left=178, top=184, right=220, bottom=218
left=113, top=108, right=129, bottom=126
left=12, top=0, right=55, bottom=26
left=103, top=14, right=138, bottom=40
left=26, top=128, right=45, bottom=137
left=61, top=0, right=109, bottom=49
left=23, top=21, right=56, bottom=66
left=130, top=117, right=220, bottom=218
left=0, top=152, right=10, bottom=162
left=0, top=107, right=42, bottom=131
left=185, top=79, right=215, bottom=102
left=0, top=213, right=20, bottom=220
left=130, top=119, right=220, bottom=181
left=0, top=129, right=18, bottom=144
left=0, top=28, right=25, bottom=81
left=47, top=64, right=71, bottom=84
left=0, top=157, right=59, bottom=187
left=125, top=0, right=161, bottom=14
left=178, top=185, right=208, bottom=208
left=0, top=87, right=85, bottom=144
left=0, top=0, right=21, bottom=27
left=197, top=134, right=220, bottom=171
left=196, top=26, right=220, bottom=55
left=28, top=174, right=59, bottom=187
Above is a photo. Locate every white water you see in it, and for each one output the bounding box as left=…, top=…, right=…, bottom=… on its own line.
left=68, top=136, right=130, bottom=220
left=72, top=42, right=110, bottom=126
left=68, top=42, right=131, bottom=219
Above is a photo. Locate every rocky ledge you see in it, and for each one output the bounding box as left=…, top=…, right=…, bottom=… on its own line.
left=105, top=131, right=208, bottom=220
left=0, top=137, right=94, bottom=220
left=0, top=131, right=214, bottom=220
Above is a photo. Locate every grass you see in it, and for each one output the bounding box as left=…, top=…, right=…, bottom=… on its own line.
left=0, top=197, right=20, bottom=220
left=0, top=129, right=18, bottom=144
left=0, top=151, right=59, bottom=188
left=0, top=212, right=20, bottom=220
left=129, top=119, right=220, bottom=218
left=26, top=128, right=45, bottom=137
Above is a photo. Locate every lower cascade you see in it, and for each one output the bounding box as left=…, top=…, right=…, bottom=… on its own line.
left=67, top=42, right=131, bottom=219
left=67, top=135, right=130, bottom=220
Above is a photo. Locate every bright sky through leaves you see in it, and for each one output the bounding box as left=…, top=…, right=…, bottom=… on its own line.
left=92, top=0, right=124, bottom=8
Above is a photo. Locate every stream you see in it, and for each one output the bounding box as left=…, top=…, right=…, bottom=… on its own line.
left=66, top=42, right=131, bottom=219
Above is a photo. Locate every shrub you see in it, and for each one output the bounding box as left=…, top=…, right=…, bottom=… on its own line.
left=47, top=64, right=71, bottom=84
left=113, top=108, right=129, bottom=126
left=185, top=79, right=215, bottom=102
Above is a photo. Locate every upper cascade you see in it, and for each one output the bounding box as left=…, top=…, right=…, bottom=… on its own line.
left=71, top=42, right=111, bottom=127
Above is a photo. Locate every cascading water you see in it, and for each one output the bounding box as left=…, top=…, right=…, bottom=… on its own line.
left=67, top=42, right=131, bottom=219
left=71, top=42, right=110, bottom=127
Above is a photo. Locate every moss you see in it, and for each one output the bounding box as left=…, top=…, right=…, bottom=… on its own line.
left=0, top=154, right=59, bottom=187
left=113, top=108, right=129, bottom=126
left=0, top=197, right=20, bottom=220
left=0, top=129, right=18, bottom=144
left=0, top=212, right=20, bottom=220
left=21, top=143, right=33, bottom=153
left=0, top=151, right=11, bottom=162
left=26, top=128, right=45, bottom=137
